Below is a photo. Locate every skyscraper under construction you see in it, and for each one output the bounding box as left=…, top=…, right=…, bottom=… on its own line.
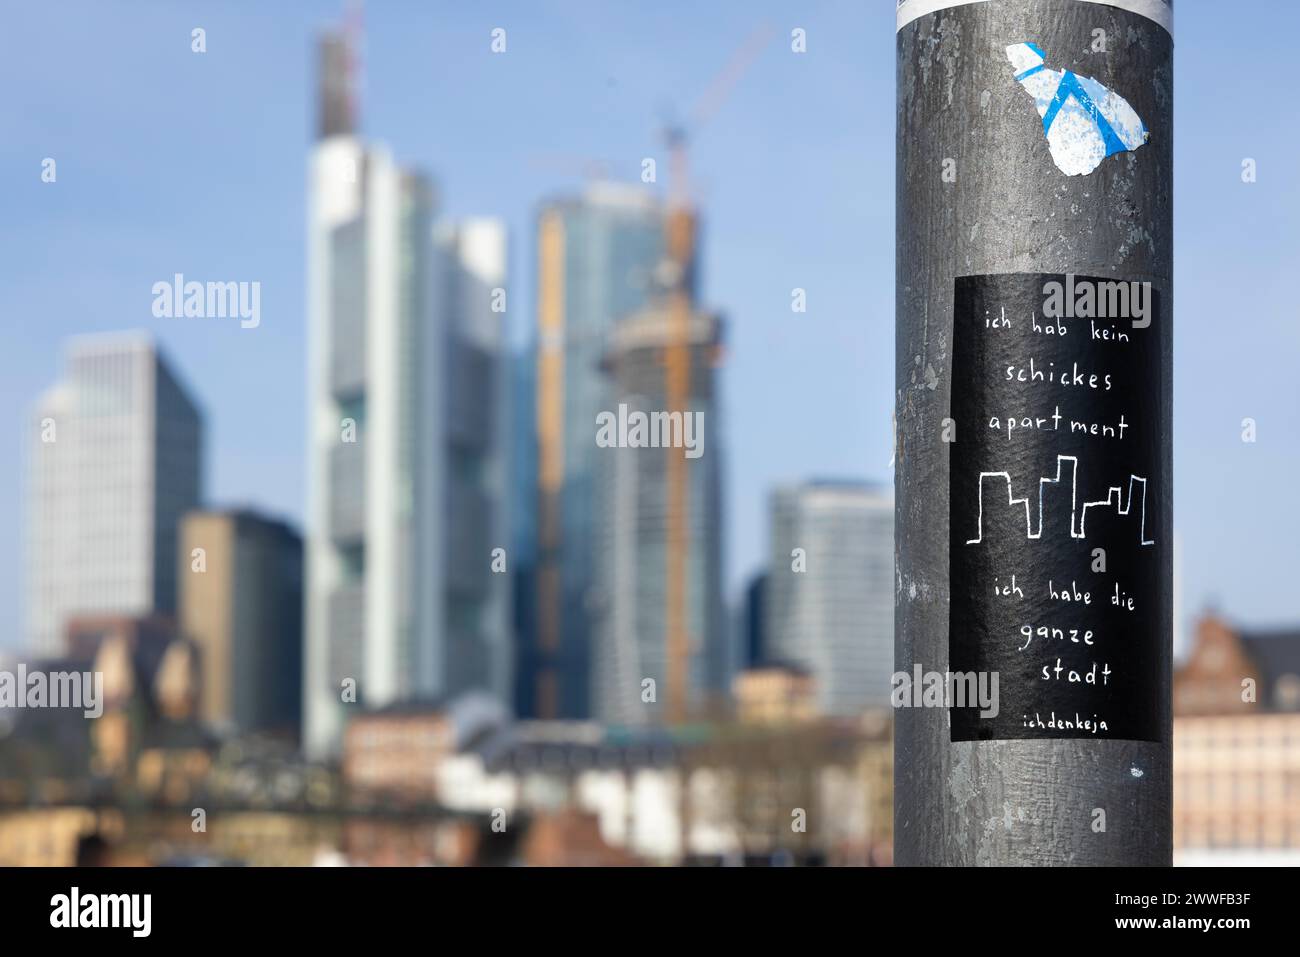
left=530, top=184, right=674, bottom=719
left=591, top=306, right=728, bottom=725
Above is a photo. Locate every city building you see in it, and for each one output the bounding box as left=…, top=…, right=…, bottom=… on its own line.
left=303, top=25, right=512, bottom=757
left=533, top=183, right=673, bottom=720
left=1173, top=614, right=1300, bottom=861
left=740, top=571, right=768, bottom=669
left=680, top=712, right=893, bottom=866
left=1175, top=711, right=1300, bottom=860
left=433, top=219, right=514, bottom=704
left=178, top=509, right=303, bottom=737
left=509, top=346, right=539, bottom=720
left=0, top=614, right=203, bottom=802
left=342, top=703, right=456, bottom=806
left=341, top=693, right=506, bottom=806
left=436, top=716, right=893, bottom=865
left=764, top=480, right=894, bottom=717
left=1174, top=614, right=1300, bottom=715
left=733, top=663, right=817, bottom=726
left=26, top=333, right=203, bottom=656
left=590, top=306, right=727, bottom=727
left=66, top=614, right=203, bottom=779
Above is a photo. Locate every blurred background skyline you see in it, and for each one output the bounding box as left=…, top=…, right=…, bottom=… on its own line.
left=1, top=0, right=1298, bottom=868
left=2, top=0, right=1297, bottom=658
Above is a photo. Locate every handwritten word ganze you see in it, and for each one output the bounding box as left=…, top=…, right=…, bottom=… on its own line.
left=1017, top=623, right=1094, bottom=651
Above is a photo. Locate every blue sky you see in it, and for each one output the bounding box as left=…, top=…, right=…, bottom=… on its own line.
left=1, top=0, right=1297, bottom=652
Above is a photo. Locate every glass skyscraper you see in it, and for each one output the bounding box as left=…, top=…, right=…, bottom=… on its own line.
left=304, top=28, right=511, bottom=757
left=26, top=333, right=203, bottom=657
left=590, top=307, right=728, bottom=726
left=764, top=481, right=894, bottom=717
left=531, top=183, right=671, bottom=719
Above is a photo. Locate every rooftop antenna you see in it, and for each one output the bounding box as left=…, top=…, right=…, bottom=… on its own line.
left=343, top=0, right=365, bottom=131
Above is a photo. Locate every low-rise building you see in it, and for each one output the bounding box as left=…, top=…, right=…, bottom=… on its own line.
left=1173, top=614, right=1300, bottom=860
left=733, top=663, right=818, bottom=726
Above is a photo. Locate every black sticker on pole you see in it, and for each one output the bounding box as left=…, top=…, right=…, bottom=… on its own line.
left=949, top=273, right=1164, bottom=742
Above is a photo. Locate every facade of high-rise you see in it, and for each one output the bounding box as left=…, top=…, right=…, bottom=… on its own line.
left=741, top=571, right=768, bottom=669
left=304, top=29, right=511, bottom=757
left=532, top=183, right=672, bottom=719
left=433, top=218, right=514, bottom=704
left=26, top=333, right=203, bottom=656
left=510, top=346, right=539, bottom=719
left=179, top=509, right=303, bottom=737
left=590, top=307, right=727, bottom=726
left=764, top=481, right=893, bottom=717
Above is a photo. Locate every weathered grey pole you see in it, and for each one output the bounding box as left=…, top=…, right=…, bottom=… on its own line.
left=895, top=0, right=1173, bottom=865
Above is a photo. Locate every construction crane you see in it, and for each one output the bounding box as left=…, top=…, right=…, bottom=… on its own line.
left=662, top=23, right=773, bottom=725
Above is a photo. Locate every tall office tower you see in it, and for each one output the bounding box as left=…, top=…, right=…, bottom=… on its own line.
left=179, top=509, right=303, bottom=736
left=534, top=183, right=672, bottom=719
left=304, top=28, right=511, bottom=757
left=590, top=307, right=727, bottom=727
left=26, top=333, right=203, bottom=656
left=764, top=481, right=894, bottom=717
left=510, top=346, right=539, bottom=719
left=432, top=219, right=513, bottom=705
left=741, top=571, right=768, bottom=669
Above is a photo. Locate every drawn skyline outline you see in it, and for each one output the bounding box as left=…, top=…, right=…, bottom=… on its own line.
left=965, top=455, right=1155, bottom=546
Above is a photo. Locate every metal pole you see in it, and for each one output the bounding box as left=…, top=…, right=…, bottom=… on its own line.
left=895, top=0, right=1173, bottom=865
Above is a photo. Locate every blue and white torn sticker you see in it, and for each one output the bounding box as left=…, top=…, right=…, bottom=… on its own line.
left=1007, top=42, right=1148, bottom=177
